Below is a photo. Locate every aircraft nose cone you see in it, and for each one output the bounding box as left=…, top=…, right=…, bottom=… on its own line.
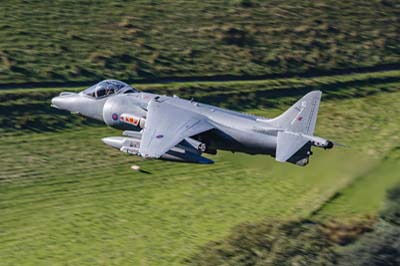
left=51, top=96, right=63, bottom=109
left=51, top=94, right=76, bottom=111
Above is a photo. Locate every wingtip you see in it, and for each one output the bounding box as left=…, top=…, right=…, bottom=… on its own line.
left=199, top=157, right=214, bottom=164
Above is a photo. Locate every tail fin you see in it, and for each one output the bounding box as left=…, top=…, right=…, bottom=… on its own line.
left=270, top=91, right=321, bottom=135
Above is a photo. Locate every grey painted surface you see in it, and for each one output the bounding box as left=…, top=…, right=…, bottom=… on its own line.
left=51, top=80, right=334, bottom=166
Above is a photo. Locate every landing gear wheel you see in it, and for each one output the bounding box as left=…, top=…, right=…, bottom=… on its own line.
left=198, top=143, right=207, bottom=153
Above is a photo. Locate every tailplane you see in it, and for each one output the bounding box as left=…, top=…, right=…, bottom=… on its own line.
left=275, top=131, right=311, bottom=166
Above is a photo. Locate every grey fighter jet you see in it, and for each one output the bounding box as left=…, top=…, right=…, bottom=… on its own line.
left=51, top=79, right=338, bottom=166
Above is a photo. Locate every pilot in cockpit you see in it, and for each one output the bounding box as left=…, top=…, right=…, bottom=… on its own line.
left=82, top=80, right=137, bottom=98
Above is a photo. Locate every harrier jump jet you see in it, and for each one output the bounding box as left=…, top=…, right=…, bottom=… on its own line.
left=51, top=80, right=338, bottom=166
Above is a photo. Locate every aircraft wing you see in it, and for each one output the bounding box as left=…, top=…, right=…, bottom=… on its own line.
left=139, top=98, right=213, bottom=158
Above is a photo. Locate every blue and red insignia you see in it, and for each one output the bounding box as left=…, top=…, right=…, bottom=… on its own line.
left=112, top=113, right=119, bottom=121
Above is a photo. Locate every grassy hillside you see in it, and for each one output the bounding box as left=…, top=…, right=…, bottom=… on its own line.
left=0, top=72, right=399, bottom=265
left=0, top=0, right=399, bottom=85
left=186, top=182, right=400, bottom=266
left=314, top=147, right=400, bottom=220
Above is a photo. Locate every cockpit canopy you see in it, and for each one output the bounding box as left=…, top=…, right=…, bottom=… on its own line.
left=82, top=80, right=138, bottom=98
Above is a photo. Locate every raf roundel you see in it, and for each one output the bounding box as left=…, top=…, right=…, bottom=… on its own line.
left=112, top=113, right=119, bottom=121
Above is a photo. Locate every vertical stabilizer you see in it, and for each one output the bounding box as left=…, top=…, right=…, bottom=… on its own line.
left=270, top=91, right=321, bottom=135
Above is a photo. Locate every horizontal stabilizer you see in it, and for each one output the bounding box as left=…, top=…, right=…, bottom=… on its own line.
left=276, top=131, right=311, bottom=166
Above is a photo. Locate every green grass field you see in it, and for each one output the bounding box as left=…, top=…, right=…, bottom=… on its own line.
left=1, top=1, right=399, bottom=264
left=1, top=71, right=399, bottom=265
left=0, top=0, right=399, bottom=85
